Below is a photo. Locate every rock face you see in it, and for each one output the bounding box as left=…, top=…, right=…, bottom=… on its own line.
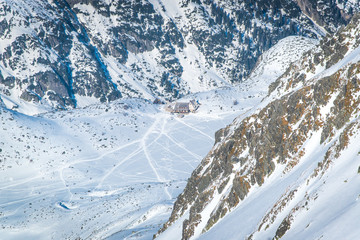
left=0, top=0, right=358, bottom=112
left=156, top=13, right=360, bottom=240
left=0, top=0, right=121, bottom=110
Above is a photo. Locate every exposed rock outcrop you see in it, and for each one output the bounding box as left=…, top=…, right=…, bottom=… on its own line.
left=156, top=13, right=360, bottom=240
left=1, top=0, right=358, bottom=112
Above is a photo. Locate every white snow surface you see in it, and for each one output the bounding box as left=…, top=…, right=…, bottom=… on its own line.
left=0, top=99, right=218, bottom=240
left=197, top=122, right=360, bottom=240
left=0, top=36, right=317, bottom=239
left=156, top=25, right=360, bottom=240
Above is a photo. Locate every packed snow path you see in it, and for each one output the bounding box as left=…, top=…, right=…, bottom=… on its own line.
left=0, top=100, right=243, bottom=240
left=0, top=36, right=317, bottom=239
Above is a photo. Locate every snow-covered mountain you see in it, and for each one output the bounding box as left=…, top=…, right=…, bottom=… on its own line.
left=2, top=1, right=360, bottom=240
left=156, top=13, right=360, bottom=240
left=0, top=34, right=316, bottom=239
left=1, top=0, right=358, bottom=113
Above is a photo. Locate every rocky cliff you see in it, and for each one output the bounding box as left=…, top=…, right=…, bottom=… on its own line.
left=0, top=0, right=358, bottom=113
left=156, top=13, right=360, bottom=240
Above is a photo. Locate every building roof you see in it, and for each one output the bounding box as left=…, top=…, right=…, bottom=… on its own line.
left=171, top=100, right=199, bottom=113
left=175, top=102, right=189, bottom=108
left=173, top=102, right=189, bottom=112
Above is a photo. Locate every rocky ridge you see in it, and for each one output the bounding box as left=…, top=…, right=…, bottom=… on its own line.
left=0, top=0, right=358, bottom=113
left=156, top=13, right=360, bottom=240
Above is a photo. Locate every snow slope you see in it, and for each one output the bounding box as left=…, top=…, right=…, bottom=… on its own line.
left=2, top=0, right=357, bottom=112
left=0, top=35, right=316, bottom=240
left=0, top=98, right=241, bottom=240
left=156, top=14, right=360, bottom=240
left=182, top=36, right=318, bottom=117
left=197, top=124, right=360, bottom=240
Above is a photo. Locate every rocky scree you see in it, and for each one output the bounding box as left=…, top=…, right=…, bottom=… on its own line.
left=155, top=13, right=360, bottom=240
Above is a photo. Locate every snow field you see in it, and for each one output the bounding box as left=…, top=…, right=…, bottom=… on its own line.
left=0, top=35, right=318, bottom=239
left=0, top=98, right=242, bottom=239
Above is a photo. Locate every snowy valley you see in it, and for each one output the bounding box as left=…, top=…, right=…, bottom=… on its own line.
left=1, top=0, right=360, bottom=240
left=156, top=13, right=360, bottom=240
left=0, top=35, right=315, bottom=239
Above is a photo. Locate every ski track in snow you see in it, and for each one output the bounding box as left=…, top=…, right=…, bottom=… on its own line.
left=0, top=105, right=241, bottom=240
left=142, top=117, right=173, bottom=200
left=0, top=176, right=42, bottom=191
left=163, top=134, right=201, bottom=164
left=174, top=117, right=214, bottom=141
left=0, top=35, right=319, bottom=239
left=95, top=144, right=144, bottom=189
left=58, top=138, right=143, bottom=199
